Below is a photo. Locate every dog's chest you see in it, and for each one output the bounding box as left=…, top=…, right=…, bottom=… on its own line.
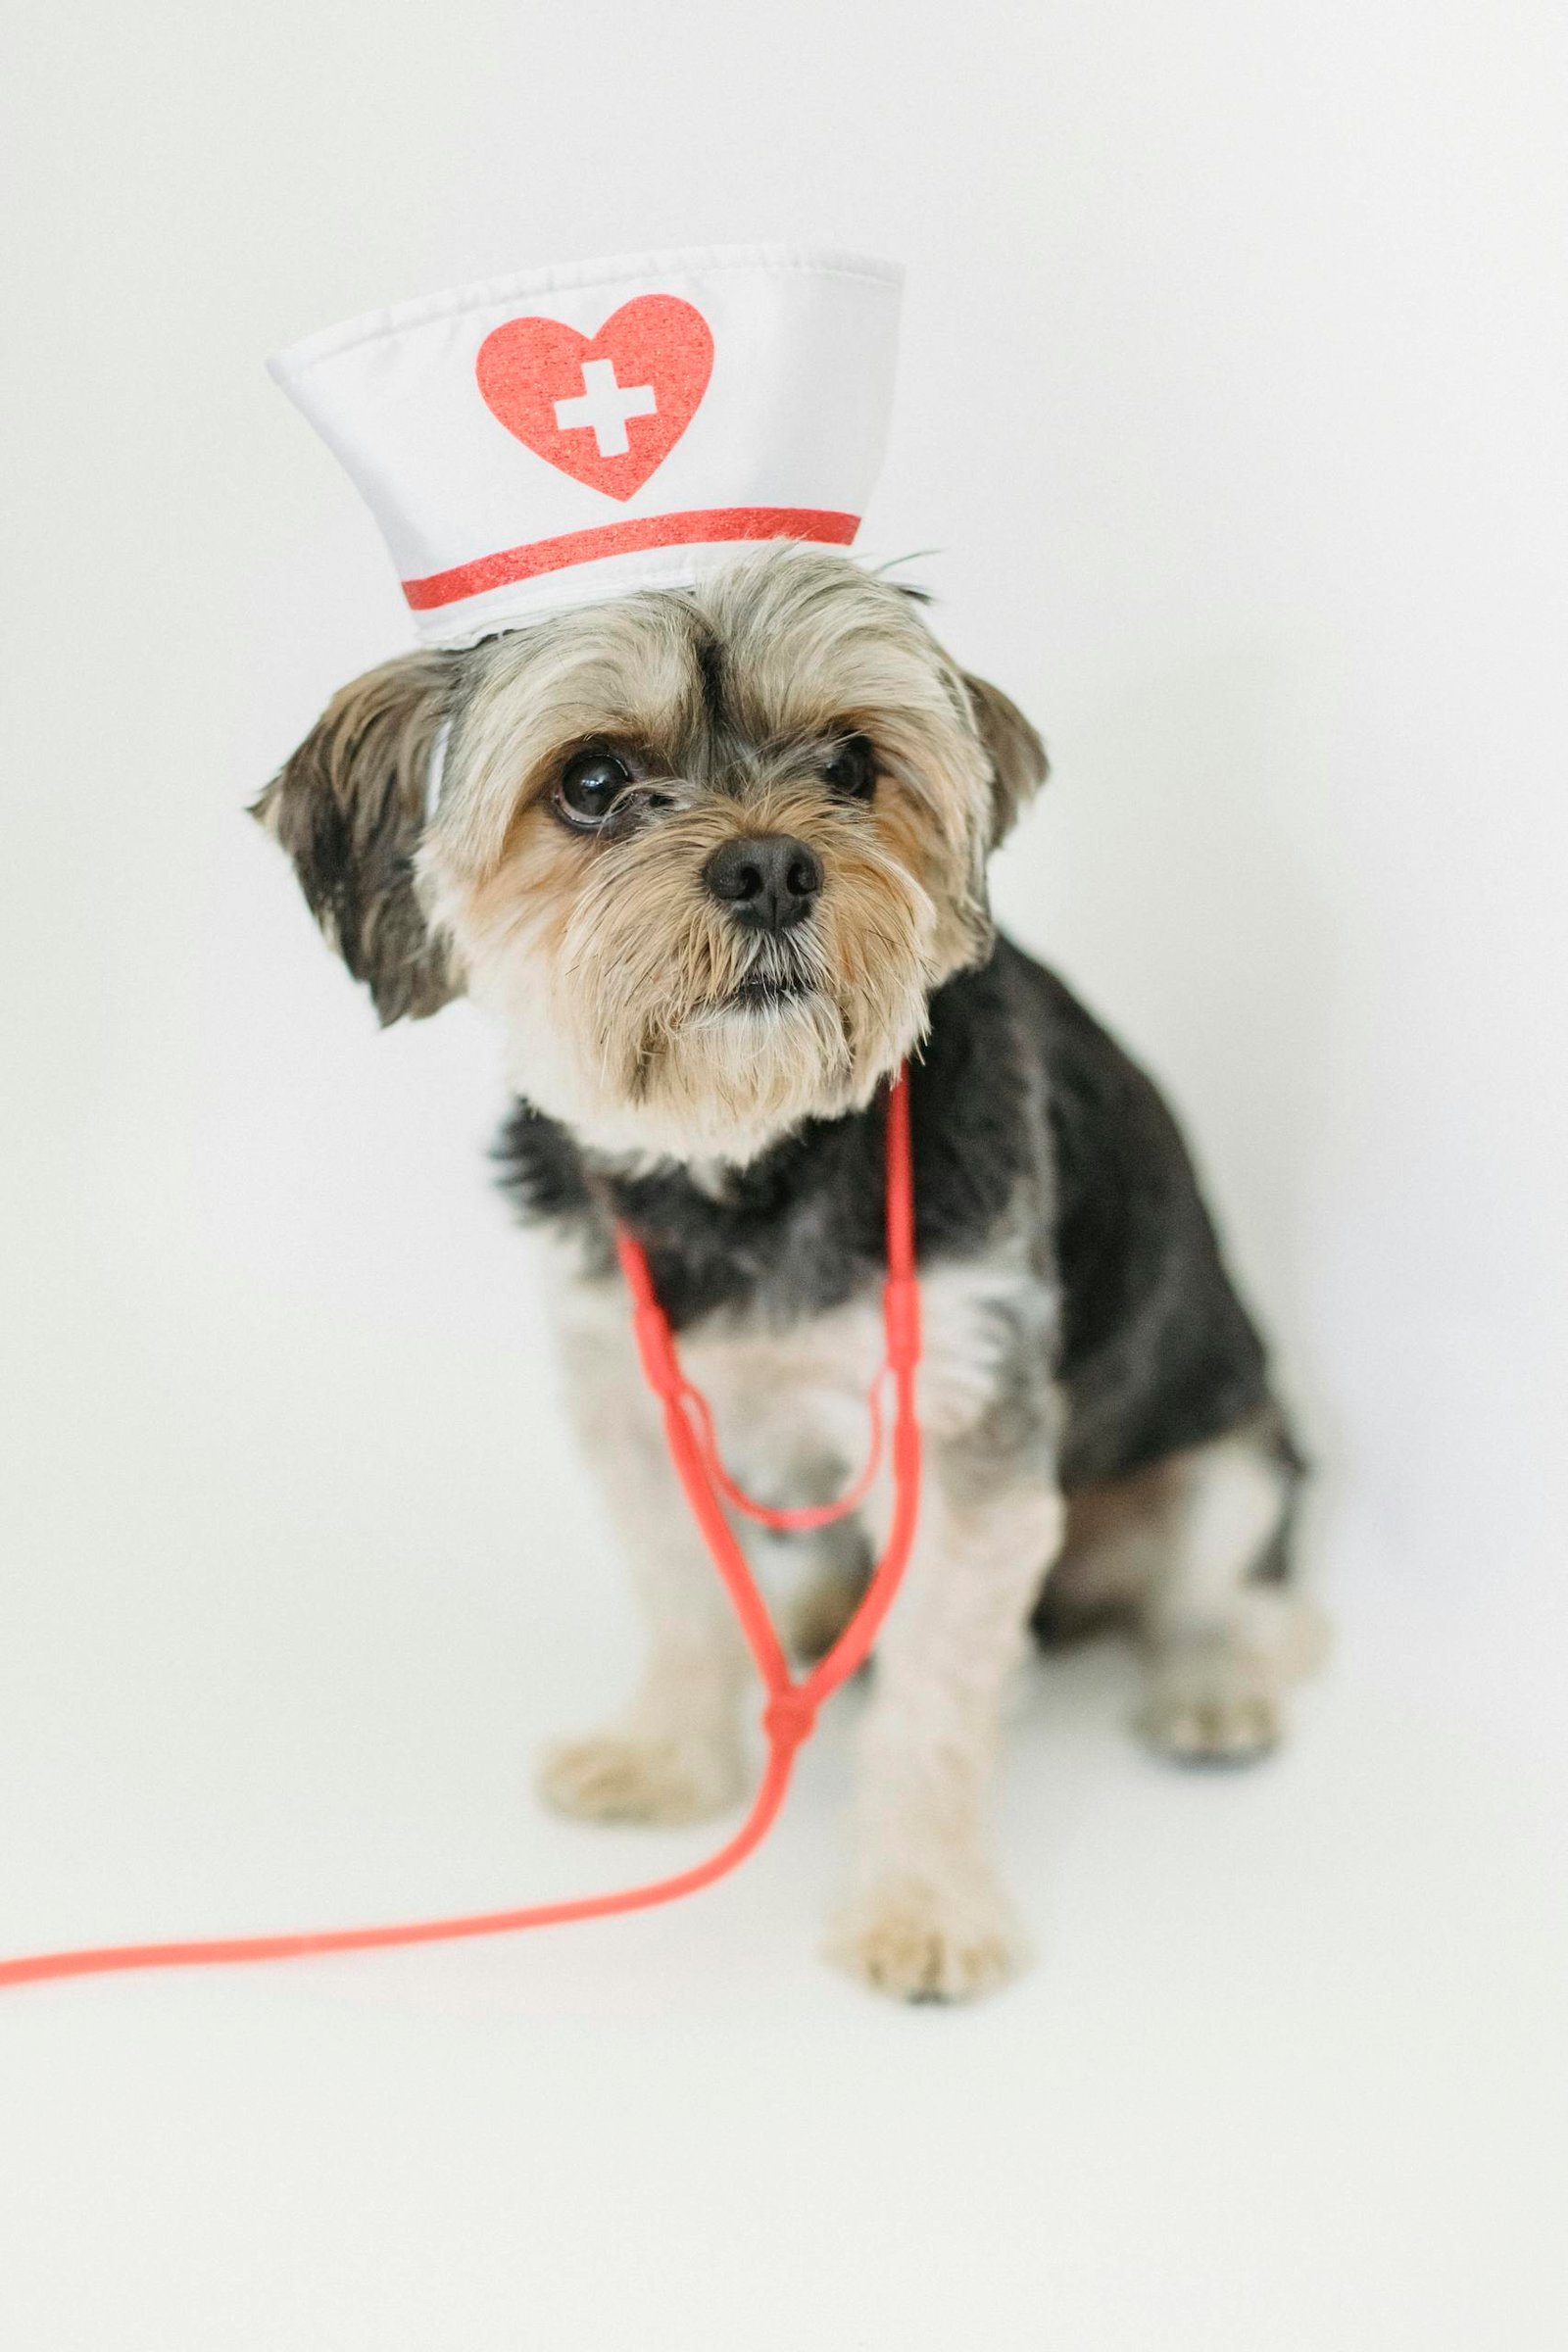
left=674, top=1258, right=1044, bottom=1488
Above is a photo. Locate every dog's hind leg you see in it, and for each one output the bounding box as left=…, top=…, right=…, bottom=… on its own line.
left=1134, top=1417, right=1326, bottom=1763
left=780, top=1515, right=873, bottom=1664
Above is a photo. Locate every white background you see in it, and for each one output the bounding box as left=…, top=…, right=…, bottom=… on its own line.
left=3, top=3, right=1565, bottom=2345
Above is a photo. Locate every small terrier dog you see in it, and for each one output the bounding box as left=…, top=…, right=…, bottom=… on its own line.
left=257, top=543, right=1320, bottom=2001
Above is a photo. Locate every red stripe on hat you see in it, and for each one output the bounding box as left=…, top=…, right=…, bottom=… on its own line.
left=402, top=507, right=859, bottom=612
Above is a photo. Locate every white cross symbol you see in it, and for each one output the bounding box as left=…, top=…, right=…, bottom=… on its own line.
left=553, top=358, right=658, bottom=458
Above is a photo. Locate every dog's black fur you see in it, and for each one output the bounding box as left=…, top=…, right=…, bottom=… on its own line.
left=499, top=934, right=1299, bottom=1532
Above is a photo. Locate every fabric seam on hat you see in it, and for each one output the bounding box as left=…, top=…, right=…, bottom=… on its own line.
left=270, top=248, right=902, bottom=377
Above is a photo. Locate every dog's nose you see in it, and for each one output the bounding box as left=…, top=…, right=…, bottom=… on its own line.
left=703, top=834, right=823, bottom=932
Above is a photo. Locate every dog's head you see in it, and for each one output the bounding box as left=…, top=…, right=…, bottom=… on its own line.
left=256, top=545, right=1045, bottom=1161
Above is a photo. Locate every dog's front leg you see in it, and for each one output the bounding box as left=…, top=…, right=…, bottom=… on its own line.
left=536, top=1285, right=751, bottom=1826
left=830, top=1442, right=1063, bottom=2002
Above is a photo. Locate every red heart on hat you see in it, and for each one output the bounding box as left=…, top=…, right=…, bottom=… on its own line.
left=475, top=295, right=714, bottom=503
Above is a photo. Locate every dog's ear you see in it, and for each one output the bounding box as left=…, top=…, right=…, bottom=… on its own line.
left=252, top=651, right=461, bottom=1025
left=963, top=673, right=1049, bottom=846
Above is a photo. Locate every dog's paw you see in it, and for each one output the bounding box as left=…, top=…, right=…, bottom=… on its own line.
left=536, top=1728, right=745, bottom=1825
left=1138, top=1638, right=1285, bottom=1764
left=826, top=1868, right=1028, bottom=2003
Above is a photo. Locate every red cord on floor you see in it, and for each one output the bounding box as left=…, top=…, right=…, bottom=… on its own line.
left=0, top=1067, right=921, bottom=1991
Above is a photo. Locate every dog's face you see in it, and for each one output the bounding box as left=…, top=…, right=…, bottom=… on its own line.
left=258, top=546, right=1045, bottom=1161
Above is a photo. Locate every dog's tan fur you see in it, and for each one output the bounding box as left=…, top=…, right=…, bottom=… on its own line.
left=413, top=551, right=1011, bottom=1160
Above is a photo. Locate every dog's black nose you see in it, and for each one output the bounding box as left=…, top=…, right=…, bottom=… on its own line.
left=703, top=834, right=822, bottom=932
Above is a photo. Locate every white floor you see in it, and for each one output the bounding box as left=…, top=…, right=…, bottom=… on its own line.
left=3, top=1493, right=1563, bottom=2351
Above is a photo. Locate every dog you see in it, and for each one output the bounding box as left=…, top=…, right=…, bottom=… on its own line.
left=255, top=541, right=1321, bottom=2001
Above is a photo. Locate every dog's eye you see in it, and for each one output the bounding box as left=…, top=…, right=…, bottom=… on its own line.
left=557, top=750, right=631, bottom=827
left=823, top=734, right=876, bottom=802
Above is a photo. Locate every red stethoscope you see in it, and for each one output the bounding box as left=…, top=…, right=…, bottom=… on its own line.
left=0, top=1067, right=921, bottom=1991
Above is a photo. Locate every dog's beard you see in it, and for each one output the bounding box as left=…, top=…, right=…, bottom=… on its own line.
left=443, top=798, right=940, bottom=1164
